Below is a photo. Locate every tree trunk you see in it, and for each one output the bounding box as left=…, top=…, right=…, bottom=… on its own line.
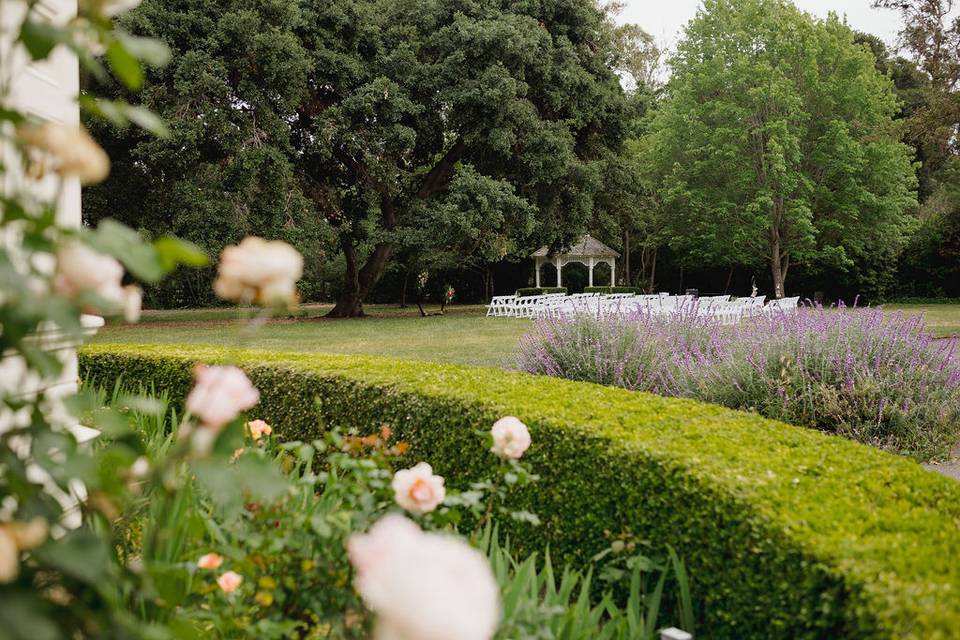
left=768, top=199, right=788, bottom=299
left=648, top=247, right=658, bottom=293
left=622, top=230, right=631, bottom=286
left=399, top=269, right=410, bottom=308
left=723, top=264, right=735, bottom=294
left=770, top=228, right=787, bottom=299
left=327, top=240, right=393, bottom=317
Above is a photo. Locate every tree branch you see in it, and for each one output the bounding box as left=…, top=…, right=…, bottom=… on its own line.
left=415, top=138, right=466, bottom=199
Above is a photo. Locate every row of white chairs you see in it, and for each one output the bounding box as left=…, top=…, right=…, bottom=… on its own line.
left=486, top=292, right=800, bottom=323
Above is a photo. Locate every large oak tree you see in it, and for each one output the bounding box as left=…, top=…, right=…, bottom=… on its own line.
left=650, top=0, right=918, bottom=298
left=88, top=0, right=627, bottom=315
left=299, top=0, right=626, bottom=315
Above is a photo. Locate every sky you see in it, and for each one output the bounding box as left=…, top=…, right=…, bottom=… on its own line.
left=618, top=0, right=903, bottom=48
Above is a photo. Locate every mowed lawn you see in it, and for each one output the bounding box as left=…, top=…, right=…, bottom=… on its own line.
left=92, top=304, right=531, bottom=368
left=89, top=302, right=960, bottom=369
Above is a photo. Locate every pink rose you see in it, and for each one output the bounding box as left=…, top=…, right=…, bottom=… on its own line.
left=217, top=570, right=243, bottom=593
left=391, top=463, right=445, bottom=514
left=490, top=417, right=531, bottom=459
left=348, top=515, right=500, bottom=640
left=197, top=553, right=223, bottom=570
left=185, top=364, right=259, bottom=430
left=246, top=419, right=273, bottom=441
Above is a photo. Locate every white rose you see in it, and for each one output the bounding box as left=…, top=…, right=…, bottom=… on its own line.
left=391, top=462, right=445, bottom=514
left=214, top=237, right=303, bottom=306
left=490, top=417, right=531, bottom=460
left=348, top=515, right=500, bottom=640
left=54, top=242, right=125, bottom=309
left=17, top=123, right=109, bottom=185
left=185, top=364, right=260, bottom=430
left=122, top=285, right=142, bottom=323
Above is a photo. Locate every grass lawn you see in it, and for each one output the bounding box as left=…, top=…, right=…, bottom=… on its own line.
left=89, top=301, right=960, bottom=369
left=92, top=304, right=531, bottom=368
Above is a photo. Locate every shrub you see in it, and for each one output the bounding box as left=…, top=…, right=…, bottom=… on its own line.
left=519, top=305, right=960, bottom=460
left=583, top=286, right=644, bottom=294
left=95, top=382, right=691, bottom=639
left=80, top=343, right=960, bottom=639
left=515, top=287, right=567, bottom=296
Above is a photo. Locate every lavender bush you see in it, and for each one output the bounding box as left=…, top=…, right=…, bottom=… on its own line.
left=518, top=304, right=960, bottom=460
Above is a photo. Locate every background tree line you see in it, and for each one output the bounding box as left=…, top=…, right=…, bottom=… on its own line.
left=85, top=0, right=959, bottom=309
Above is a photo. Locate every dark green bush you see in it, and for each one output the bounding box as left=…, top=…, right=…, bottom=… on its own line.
left=79, top=344, right=960, bottom=640
left=515, top=287, right=567, bottom=296
left=583, top=286, right=643, bottom=294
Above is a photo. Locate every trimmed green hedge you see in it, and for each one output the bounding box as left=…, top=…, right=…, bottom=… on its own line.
left=79, top=344, right=960, bottom=639
left=515, top=287, right=567, bottom=296
left=583, top=286, right=643, bottom=294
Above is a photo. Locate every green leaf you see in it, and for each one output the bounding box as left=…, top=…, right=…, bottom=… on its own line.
left=19, top=20, right=61, bottom=60
left=34, top=529, right=110, bottom=584
left=0, top=592, right=62, bottom=640
left=153, top=236, right=208, bottom=269
left=0, top=107, right=25, bottom=125
left=85, top=219, right=166, bottom=282
left=106, top=40, right=143, bottom=90
left=115, top=33, right=171, bottom=67
left=124, top=106, right=169, bottom=137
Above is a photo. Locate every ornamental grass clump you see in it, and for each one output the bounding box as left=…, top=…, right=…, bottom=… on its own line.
left=518, top=303, right=960, bottom=460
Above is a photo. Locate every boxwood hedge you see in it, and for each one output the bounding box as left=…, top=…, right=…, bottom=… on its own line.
left=79, top=344, right=960, bottom=640
left=515, top=287, right=567, bottom=296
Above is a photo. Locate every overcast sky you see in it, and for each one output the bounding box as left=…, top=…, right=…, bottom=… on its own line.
left=617, top=1, right=904, bottom=48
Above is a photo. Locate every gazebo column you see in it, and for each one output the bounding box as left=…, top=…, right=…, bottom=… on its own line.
left=610, top=258, right=616, bottom=286
left=588, top=257, right=594, bottom=287
left=535, top=257, right=541, bottom=288
left=556, top=257, right=562, bottom=287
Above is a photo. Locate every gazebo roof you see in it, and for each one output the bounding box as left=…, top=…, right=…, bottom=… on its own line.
left=531, top=234, right=620, bottom=258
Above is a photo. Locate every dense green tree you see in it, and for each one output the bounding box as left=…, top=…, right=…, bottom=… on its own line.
left=649, top=0, right=918, bottom=298
left=298, top=0, right=626, bottom=316
left=84, top=0, right=332, bottom=307
left=87, top=0, right=627, bottom=314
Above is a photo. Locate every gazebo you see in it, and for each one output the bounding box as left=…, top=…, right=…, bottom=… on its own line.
left=531, top=234, right=620, bottom=288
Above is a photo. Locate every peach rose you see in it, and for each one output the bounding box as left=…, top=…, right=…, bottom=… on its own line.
left=54, top=242, right=125, bottom=306
left=348, top=515, right=500, bottom=640
left=185, top=364, right=259, bottom=430
left=213, top=237, right=303, bottom=306
left=217, top=570, right=243, bottom=593
left=391, top=463, right=445, bottom=515
left=246, top=419, right=272, bottom=441
left=122, top=285, right=142, bottom=323
left=490, top=417, right=531, bottom=460
left=0, top=529, right=17, bottom=584
left=17, top=123, right=109, bottom=185
left=197, top=553, right=223, bottom=570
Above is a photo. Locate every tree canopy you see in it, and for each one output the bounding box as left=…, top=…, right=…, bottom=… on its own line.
left=298, top=0, right=627, bottom=315
left=87, top=0, right=629, bottom=314
left=84, top=0, right=331, bottom=307
left=649, top=0, right=918, bottom=298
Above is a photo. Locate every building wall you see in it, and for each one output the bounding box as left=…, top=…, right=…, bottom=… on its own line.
left=0, top=0, right=94, bottom=439
left=0, top=0, right=81, bottom=227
